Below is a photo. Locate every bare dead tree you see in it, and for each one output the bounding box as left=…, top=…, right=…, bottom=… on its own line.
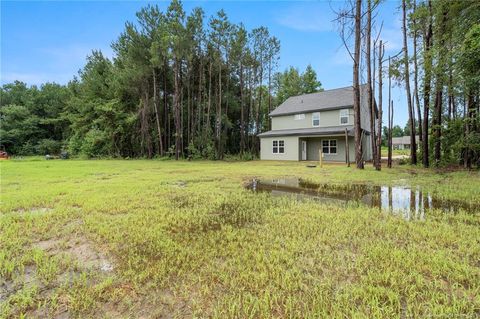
left=412, top=0, right=423, bottom=146
left=422, top=0, right=433, bottom=168
left=402, top=0, right=417, bottom=165
left=366, top=0, right=376, bottom=168
left=333, top=0, right=364, bottom=169
left=353, top=0, right=364, bottom=169
left=376, top=40, right=384, bottom=170
left=388, top=56, right=393, bottom=168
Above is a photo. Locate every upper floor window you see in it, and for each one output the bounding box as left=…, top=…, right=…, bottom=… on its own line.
left=294, top=114, right=305, bottom=120
left=312, top=112, right=320, bottom=127
left=273, top=140, right=285, bottom=154
left=340, top=109, right=349, bottom=125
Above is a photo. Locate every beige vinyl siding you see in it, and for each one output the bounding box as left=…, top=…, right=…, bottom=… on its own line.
left=271, top=108, right=354, bottom=130
left=260, top=136, right=299, bottom=161
left=362, top=134, right=372, bottom=161
left=359, top=88, right=376, bottom=132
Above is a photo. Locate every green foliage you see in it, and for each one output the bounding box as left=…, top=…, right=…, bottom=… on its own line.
left=79, top=129, right=111, bottom=158
left=275, top=65, right=323, bottom=104
left=35, top=139, right=62, bottom=155
left=459, top=23, right=480, bottom=92
left=301, top=64, right=322, bottom=94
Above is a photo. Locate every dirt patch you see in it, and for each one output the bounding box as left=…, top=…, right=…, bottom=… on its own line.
left=0, top=277, right=16, bottom=302
left=0, top=235, right=117, bottom=315
left=173, top=181, right=187, bottom=188
left=34, top=235, right=114, bottom=273
left=12, top=206, right=53, bottom=214
left=100, top=287, right=193, bottom=319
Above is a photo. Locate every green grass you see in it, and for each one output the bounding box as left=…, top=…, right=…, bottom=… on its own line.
left=1, top=159, right=479, bottom=318
left=380, top=146, right=411, bottom=156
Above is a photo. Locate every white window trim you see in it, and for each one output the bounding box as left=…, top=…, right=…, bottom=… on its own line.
left=294, top=113, right=305, bottom=120
left=340, top=109, right=350, bottom=125
left=312, top=112, right=320, bottom=127
left=272, top=140, right=285, bottom=154
left=322, top=139, right=338, bottom=155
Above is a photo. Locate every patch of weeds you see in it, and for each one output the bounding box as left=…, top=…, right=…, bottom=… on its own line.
left=60, top=273, right=113, bottom=316
left=0, top=285, right=39, bottom=318
left=195, top=192, right=272, bottom=232
left=214, top=193, right=271, bottom=227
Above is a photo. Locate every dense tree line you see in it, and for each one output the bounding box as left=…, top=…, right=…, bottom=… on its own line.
left=403, top=0, right=480, bottom=168
left=382, top=0, right=480, bottom=168
left=337, top=0, right=480, bottom=169
left=0, top=1, right=322, bottom=159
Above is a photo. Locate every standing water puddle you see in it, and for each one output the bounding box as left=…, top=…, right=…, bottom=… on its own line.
left=246, top=178, right=478, bottom=220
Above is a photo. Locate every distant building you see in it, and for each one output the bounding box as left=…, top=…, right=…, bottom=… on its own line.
left=392, top=136, right=420, bottom=150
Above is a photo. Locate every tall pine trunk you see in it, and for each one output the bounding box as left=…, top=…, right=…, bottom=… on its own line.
left=412, top=0, right=423, bottom=146
left=268, top=59, right=272, bottom=131
left=366, top=0, right=376, bottom=168
left=433, top=7, right=448, bottom=166
left=206, top=60, right=212, bottom=136
left=163, top=58, right=169, bottom=151
left=376, top=41, right=384, bottom=170
left=216, top=58, right=222, bottom=159
left=240, top=62, right=245, bottom=154
left=353, top=0, right=364, bottom=169
left=402, top=0, right=417, bottom=165
left=388, top=56, right=393, bottom=168
left=153, top=68, right=164, bottom=156
left=173, top=58, right=181, bottom=160
left=422, top=0, right=433, bottom=168
left=255, top=67, right=263, bottom=156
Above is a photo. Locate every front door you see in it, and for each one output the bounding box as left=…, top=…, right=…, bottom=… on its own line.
left=301, top=141, right=307, bottom=160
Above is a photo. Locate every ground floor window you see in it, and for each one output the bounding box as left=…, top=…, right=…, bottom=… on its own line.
left=322, top=139, right=337, bottom=154
left=273, top=140, right=285, bottom=154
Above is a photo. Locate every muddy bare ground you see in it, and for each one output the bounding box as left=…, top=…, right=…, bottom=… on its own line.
left=12, top=206, right=53, bottom=214
left=33, top=235, right=114, bottom=272
left=2, top=233, right=115, bottom=318
left=3, top=230, right=193, bottom=318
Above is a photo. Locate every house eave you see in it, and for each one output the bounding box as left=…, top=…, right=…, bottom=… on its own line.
left=269, top=105, right=354, bottom=117
left=258, top=128, right=355, bottom=138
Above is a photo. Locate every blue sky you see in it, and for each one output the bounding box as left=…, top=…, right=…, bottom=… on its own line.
left=1, top=0, right=408, bottom=127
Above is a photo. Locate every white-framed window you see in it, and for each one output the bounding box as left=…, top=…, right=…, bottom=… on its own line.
left=340, top=109, right=349, bottom=125
left=312, top=112, right=320, bottom=127
left=322, top=139, right=337, bottom=155
left=294, top=114, right=305, bottom=120
left=273, top=140, right=285, bottom=154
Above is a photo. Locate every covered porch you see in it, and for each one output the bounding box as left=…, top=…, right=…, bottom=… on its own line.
left=299, top=135, right=354, bottom=162
left=259, top=126, right=364, bottom=162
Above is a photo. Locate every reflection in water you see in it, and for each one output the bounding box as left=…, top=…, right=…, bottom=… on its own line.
left=246, top=178, right=477, bottom=220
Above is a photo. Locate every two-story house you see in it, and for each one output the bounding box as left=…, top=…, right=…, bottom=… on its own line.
left=259, top=85, right=375, bottom=162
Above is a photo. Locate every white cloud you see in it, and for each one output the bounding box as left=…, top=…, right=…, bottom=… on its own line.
left=275, top=4, right=334, bottom=32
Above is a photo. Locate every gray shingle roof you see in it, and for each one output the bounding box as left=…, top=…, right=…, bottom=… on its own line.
left=257, top=126, right=354, bottom=138
left=392, top=136, right=420, bottom=145
left=270, top=85, right=368, bottom=117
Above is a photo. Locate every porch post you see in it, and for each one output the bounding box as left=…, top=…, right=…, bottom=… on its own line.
left=345, top=128, right=350, bottom=167
left=319, top=148, right=323, bottom=168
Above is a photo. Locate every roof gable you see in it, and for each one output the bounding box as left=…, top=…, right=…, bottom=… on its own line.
left=270, top=85, right=367, bottom=117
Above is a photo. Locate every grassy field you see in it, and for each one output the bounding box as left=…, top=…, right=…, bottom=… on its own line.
left=1, top=159, right=479, bottom=318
